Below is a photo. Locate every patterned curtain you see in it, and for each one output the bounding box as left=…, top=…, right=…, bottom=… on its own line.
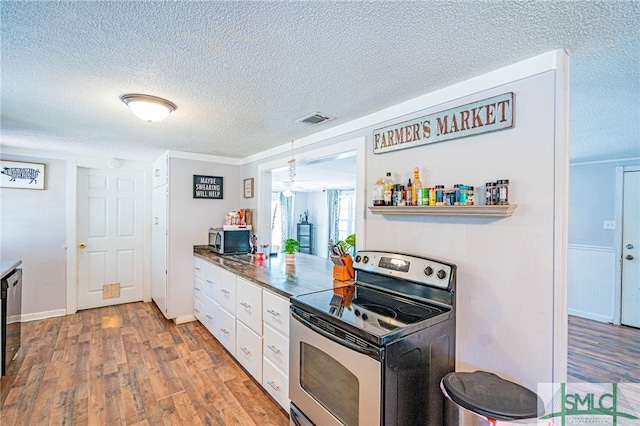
left=327, top=190, right=340, bottom=244
left=279, top=192, right=293, bottom=244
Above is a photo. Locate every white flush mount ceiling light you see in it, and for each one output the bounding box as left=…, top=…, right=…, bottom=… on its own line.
left=120, top=94, right=177, bottom=122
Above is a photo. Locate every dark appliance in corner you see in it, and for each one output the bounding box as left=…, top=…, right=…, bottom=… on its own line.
left=289, top=250, right=456, bottom=425
left=2, top=267, right=22, bottom=376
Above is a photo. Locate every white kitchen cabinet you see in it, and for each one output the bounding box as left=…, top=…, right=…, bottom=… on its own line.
left=151, top=185, right=168, bottom=316
left=152, top=153, right=168, bottom=188
left=263, top=290, right=290, bottom=336
left=263, top=323, right=289, bottom=373
left=236, top=320, right=263, bottom=382
left=193, top=268, right=205, bottom=322
left=236, top=278, right=262, bottom=335
left=263, top=357, right=289, bottom=411
left=204, top=297, right=219, bottom=339
left=262, top=290, right=290, bottom=410
left=203, top=262, right=219, bottom=303
left=218, top=307, right=236, bottom=356
left=219, top=269, right=236, bottom=314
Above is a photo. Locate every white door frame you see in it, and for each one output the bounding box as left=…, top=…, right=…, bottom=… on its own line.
left=66, top=160, right=152, bottom=315
left=613, top=164, right=640, bottom=325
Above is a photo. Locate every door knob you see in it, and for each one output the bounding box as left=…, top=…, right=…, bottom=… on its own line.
left=79, top=243, right=86, bottom=249
left=627, top=244, right=634, bottom=249
left=626, top=255, right=634, bottom=260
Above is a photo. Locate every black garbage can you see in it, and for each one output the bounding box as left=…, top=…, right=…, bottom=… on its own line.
left=441, top=371, right=544, bottom=425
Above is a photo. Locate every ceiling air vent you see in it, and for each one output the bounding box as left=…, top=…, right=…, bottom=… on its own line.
left=295, top=112, right=335, bottom=126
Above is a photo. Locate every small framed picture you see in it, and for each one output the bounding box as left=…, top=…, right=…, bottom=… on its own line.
left=244, top=178, right=254, bottom=198
left=0, top=160, right=46, bottom=190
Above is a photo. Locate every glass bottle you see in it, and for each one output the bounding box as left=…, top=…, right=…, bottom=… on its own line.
left=468, top=186, right=475, bottom=205
left=497, top=179, right=510, bottom=205
left=406, top=179, right=413, bottom=206
left=373, top=177, right=385, bottom=206
left=383, top=172, right=394, bottom=206
left=435, top=185, right=445, bottom=206
left=412, top=167, right=422, bottom=206
left=485, top=182, right=497, bottom=205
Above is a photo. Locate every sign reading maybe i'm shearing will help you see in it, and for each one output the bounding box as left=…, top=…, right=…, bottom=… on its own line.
left=373, top=92, right=514, bottom=154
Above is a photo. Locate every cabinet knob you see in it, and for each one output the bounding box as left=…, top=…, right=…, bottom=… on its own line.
left=79, top=243, right=87, bottom=249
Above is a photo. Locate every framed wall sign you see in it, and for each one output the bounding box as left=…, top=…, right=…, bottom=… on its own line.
left=193, top=175, right=223, bottom=199
left=0, top=160, right=46, bottom=190
left=244, top=178, right=254, bottom=198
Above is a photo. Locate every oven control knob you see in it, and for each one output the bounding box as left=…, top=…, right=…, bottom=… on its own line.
left=362, top=256, right=369, bottom=264
left=355, top=255, right=361, bottom=263
left=437, top=269, right=447, bottom=280
left=361, top=313, right=368, bottom=321
left=354, top=309, right=361, bottom=317
left=424, top=266, right=434, bottom=276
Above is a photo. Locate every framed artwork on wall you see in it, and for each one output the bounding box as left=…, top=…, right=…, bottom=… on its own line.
left=244, top=178, right=254, bottom=198
left=0, top=160, right=46, bottom=190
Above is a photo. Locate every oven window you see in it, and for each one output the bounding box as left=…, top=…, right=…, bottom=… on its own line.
left=300, top=343, right=359, bottom=426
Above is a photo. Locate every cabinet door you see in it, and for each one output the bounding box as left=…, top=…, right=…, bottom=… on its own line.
left=236, top=278, right=262, bottom=334
left=263, top=290, right=290, bottom=336
left=194, top=257, right=204, bottom=279
left=263, top=323, right=289, bottom=375
left=218, top=307, right=236, bottom=356
left=193, top=296, right=204, bottom=322
left=204, top=297, right=219, bottom=339
left=219, top=269, right=236, bottom=314
left=203, top=262, right=219, bottom=302
left=263, top=358, right=289, bottom=411
left=236, top=320, right=263, bottom=382
left=151, top=186, right=168, bottom=316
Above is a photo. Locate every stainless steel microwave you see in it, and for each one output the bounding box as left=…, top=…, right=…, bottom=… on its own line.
left=208, top=226, right=251, bottom=255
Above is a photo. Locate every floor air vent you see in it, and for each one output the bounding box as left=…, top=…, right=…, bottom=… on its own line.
left=295, top=112, right=335, bottom=126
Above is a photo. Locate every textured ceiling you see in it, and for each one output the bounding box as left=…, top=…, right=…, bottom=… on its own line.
left=1, top=1, right=639, bottom=163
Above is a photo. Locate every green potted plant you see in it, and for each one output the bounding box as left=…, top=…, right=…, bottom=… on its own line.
left=282, top=238, right=301, bottom=264
left=338, top=234, right=356, bottom=256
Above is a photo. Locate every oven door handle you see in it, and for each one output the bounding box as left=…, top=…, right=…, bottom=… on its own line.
left=291, top=310, right=380, bottom=358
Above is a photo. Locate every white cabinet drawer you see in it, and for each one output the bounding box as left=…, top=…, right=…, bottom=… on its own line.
left=262, top=358, right=289, bottom=411
left=193, top=277, right=204, bottom=301
left=263, top=323, right=289, bottom=375
left=203, top=262, right=220, bottom=302
left=263, top=290, right=290, bottom=336
left=204, top=298, right=219, bottom=339
left=236, top=278, right=262, bottom=334
left=219, top=269, right=236, bottom=314
left=194, top=257, right=204, bottom=279
left=193, top=297, right=204, bottom=322
left=236, top=320, right=262, bottom=382
left=218, top=307, right=236, bottom=356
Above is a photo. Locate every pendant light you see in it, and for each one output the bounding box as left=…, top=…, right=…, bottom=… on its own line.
left=120, top=94, right=177, bottom=122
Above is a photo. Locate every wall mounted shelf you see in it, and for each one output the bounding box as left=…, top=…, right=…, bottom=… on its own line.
left=368, top=205, right=517, bottom=217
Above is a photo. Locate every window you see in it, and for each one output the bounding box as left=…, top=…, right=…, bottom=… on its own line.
left=337, top=190, right=355, bottom=241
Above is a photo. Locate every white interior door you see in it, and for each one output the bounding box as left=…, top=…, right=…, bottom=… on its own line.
left=151, top=184, right=168, bottom=316
left=77, top=167, right=145, bottom=310
left=621, top=170, right=640, bottom=327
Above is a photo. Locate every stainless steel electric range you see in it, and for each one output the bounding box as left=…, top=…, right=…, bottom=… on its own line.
left=289, top=250, right=456, bottom=426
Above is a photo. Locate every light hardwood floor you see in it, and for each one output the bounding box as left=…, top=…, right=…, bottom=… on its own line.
left=0, top=302, right=289, bottom=426
left=568, top=315, right=640, bottom=383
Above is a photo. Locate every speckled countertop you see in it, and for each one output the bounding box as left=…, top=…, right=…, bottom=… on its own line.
left=1, top=260, right=22, bottom=280
left=193, top=246, right=351, bottom=298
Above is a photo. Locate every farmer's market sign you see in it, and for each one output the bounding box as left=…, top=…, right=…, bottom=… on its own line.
left=373, top=92, right=514, bottom=154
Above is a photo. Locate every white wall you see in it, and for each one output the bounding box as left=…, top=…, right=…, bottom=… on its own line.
left=166, top=157, right=244, bottom=319
left=0, top=154, right=67, bottom=319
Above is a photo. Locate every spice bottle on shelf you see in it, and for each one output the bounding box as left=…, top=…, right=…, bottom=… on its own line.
left=468, top=186, right=475, bottom=205
left=429, top=187, right=436, bottom=206
left=453, top=184, right=461, bottom=205
left=383, top=172, right=394, bottom=206
left=497, top=179, right=510, bottom=205
left=459, top=185, right=469, bottom=205
left=412, top=167, right=422, bottom=206
left=405, top=179, right=413, bottom=206
left=485, top=182, right=497, bottom=205
left=435, top=185, right=445, bottom=205
left=373, top=177, right=385, bottom=206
